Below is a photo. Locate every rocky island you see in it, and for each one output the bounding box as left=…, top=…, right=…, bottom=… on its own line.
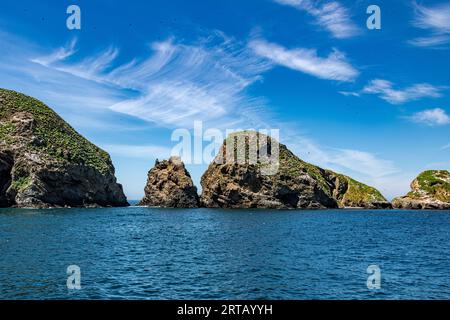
left=5, top=89, right=447, bottom=212
left=0, top=89, right=128, bottom=208
left=200, top=131, right=391, bottom=209
left=139, top=156, right=200, bottom=208
left=392, top=170, right=450, bottom=210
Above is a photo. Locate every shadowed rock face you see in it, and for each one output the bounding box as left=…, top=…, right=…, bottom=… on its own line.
left=139, top=157, right=200, bottom=208
left=0, top=89, right=128, bottom=208
left=201, top=131, right=391, bottom=209
left=393, top=170, right=450, bottom=210
left=0, top=151, right=13, bottom=207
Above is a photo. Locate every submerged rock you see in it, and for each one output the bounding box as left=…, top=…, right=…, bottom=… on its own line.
left=139, top=156, right=200, bottom=208
left=392, top=170, right=450, bottom=210
left=200, top=131, right=390, bottom=209
left=0, top=89, right=128, bottom=208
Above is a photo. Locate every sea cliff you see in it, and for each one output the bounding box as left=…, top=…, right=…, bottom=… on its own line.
left=0, top=89, right=128, bottom=208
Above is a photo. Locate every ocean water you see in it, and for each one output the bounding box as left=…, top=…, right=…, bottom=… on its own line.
left=0, top=207, right=449, bottom=300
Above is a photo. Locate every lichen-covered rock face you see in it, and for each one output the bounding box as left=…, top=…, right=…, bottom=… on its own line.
left=201, top=131, right=391, bottom=209
left=139, top=157, right=200, bottom=208
left=0, top=89, right=129, bottom=208
left=392, top=170, right=450, bottom=210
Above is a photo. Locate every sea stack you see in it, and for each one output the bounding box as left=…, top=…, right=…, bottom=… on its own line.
left=0, top=89, right=128, bottom=208
left=139, top=156, right=200, bottom=208
left=392, top=170, right=450, bottom=210
left=201, top=131, right=391, bottom=209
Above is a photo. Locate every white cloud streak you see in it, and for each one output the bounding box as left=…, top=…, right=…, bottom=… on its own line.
left=249, top=39, right=359, bottom=82
left=31, top=38, right=77, bottom=66
left=409, top=2, right=450, bottom=47
left=362, top=79, right=443, bottom=104
left=409, top=35, right=450, bottom=47
left=32, top=34, right=272, bottom=129
left=408, top=108, right=450, bottom=126
left=273, top=0, right=359, bottom=38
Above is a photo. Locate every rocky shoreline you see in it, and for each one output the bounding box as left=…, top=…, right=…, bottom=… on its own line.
left=139, top=135, right=449, bottom=211
left=139, top=132, right=448, bottom=210
left=1, top=89, right=449, bottom=210
left=392, top=170, right=450, bottom=210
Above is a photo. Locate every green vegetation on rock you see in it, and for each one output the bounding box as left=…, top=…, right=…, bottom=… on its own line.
left=0, top=88, right=128, bottom=208
left=277, top=137, right=387, bottom=206
left=0, top=122, right=16, bottom=143
left=392, top=170, right=450, bottom=210
left=11, top=175, right=31, bottom=192
left=202, top=130, right=389, bottom=209
left=337, top=175, right=387, bottom=205
left=0, top=89, right=111, bottom=174
left=407, top=170, right=450, bottom=202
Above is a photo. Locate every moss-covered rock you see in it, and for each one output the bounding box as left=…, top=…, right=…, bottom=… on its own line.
left=392, top=170, right=450, bottom=210
left=0, top=88, right=128, bottom=208
left=201, top=131, right=390, bottom=209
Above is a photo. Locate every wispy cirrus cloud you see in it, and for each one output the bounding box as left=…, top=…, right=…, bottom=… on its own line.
left=32, top=33, right=272, bottom=129
left=31, top=38, right=78, bottom=66
left=249, top=38, right=359, bottom=82
left=273, top=0, right=359, bottom=39
left=409, top=1, right=450, bottom=47
left=407, top=108, right=450, bottom=126
left=361, top=79, right=444, bottom=104
left=409, top=34, right=450, bottom=47
left=33, top=43, right=121, bottom=86
left=0, top=32, right=128, bottom=115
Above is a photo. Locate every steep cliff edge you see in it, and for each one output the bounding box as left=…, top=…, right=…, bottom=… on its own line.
left=139, top=156, right=200, bottom=208
left=201, top=131, right=390, bottom=209
left=392, top=170, right=450, bottom=210
left=0, top=89, right=128, bottom=208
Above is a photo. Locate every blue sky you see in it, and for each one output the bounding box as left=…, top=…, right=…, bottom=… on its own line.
left=0, top=0, right=449, bottom=200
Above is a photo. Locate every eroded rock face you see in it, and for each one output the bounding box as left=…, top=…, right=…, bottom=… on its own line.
left=0, top=89, right=128, bottom=208
left=200, top=131, right=391, bottom=209
left=0, top=151, right=13, bottom=207
left=139, top=157, right=200, bottom=208
left=393, top=170, right=450, bottom=210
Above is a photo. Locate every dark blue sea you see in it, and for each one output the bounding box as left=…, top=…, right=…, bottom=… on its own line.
left=1, top=206, right=450, bottom=300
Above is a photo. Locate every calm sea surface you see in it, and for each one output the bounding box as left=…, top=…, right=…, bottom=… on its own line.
left=1, top=206, right=449, bottom=300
